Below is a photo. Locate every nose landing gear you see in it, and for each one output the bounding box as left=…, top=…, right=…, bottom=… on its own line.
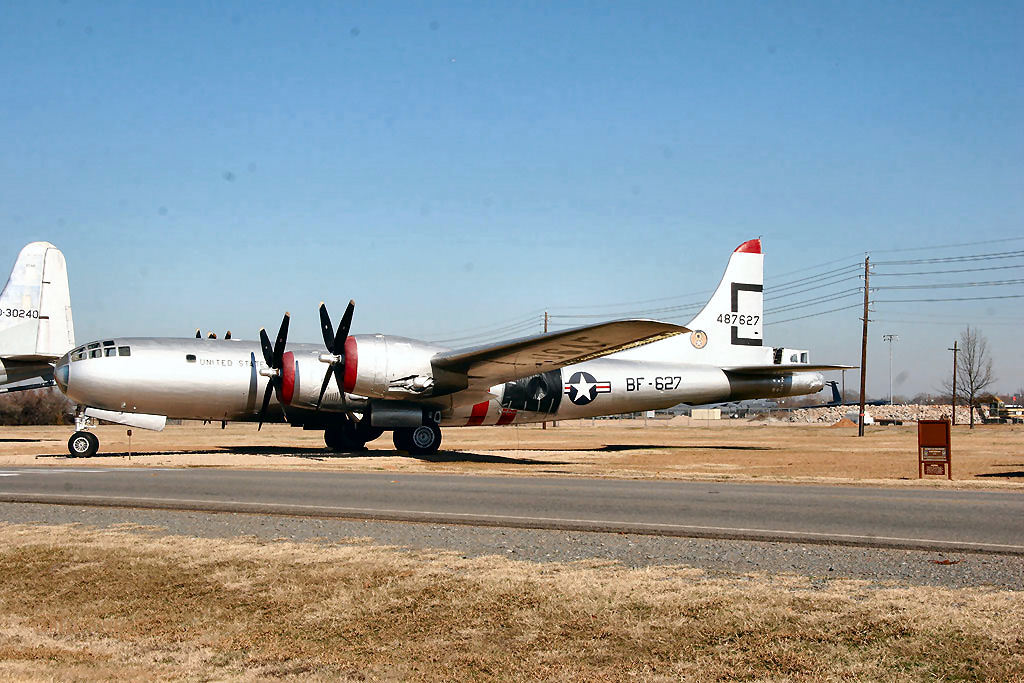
left=68, top=431, right=99, bottom=457
left=67, top=410, right=99, bottom=457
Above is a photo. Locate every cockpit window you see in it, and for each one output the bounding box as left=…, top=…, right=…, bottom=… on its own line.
left=87, top=342, right=100, bottom=350
left=102, top=340, right=115, bottom=347
left=105, top=347, right=117, bottom=357
left=90, top=349, right=102, bottom=358
left=118, top=346, right=131, bottom=356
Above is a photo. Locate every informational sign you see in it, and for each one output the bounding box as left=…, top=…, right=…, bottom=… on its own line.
left=918, top=419, right=951, bottom=480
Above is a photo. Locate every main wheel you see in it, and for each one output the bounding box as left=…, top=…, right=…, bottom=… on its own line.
left=324, top=422, right=366, bottom=453
left=354, top=419, right=385, bottom=443
left=68, top=431, right=99, bottom=458
left=393, top=424, right=442, bottom=455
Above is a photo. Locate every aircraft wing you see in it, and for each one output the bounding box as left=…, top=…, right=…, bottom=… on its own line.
left=723, top=364, right=856, bottom=374
left=432, top=319, right=687, bottom=390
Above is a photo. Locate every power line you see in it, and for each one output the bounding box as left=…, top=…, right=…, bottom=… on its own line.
left=765, top=289, right=862, bottom=315
left=771, top=263, right=863, bottom=292
left=765, top=274, right=862, bottom=301
left=552, top=288, right=714, bottom=311
left=766, top=235, right=1024, bottom=280
left=430, top=310, right=545, bottom=337
left=875, top=293, right=1024, bottom=304
left=771, top=303, right=863, bottom=325
left=430, top=317, right=543, bottom=345
left=873, top=317, right=1024, bottom=327
left=868, top=235, right=1024, bottom=255
left=873, top=263, right=1024, bottom=277
left=876, top=278, right=1024, bottom=290
left=874, top=249, right=1024, bottom=266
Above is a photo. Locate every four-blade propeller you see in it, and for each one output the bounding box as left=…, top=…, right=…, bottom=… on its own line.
left=256, top=312, right=290, bottom=430
left=316, top=300, right=355, bottom=411
left=251, top=301, right=354, bottom=427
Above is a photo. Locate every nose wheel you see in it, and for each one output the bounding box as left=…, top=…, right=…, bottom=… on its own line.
left=393, top=423, right=442, bottom=455
left=68, top=431, right=99, bottom=458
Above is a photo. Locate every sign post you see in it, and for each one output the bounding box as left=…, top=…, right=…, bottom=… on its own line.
left=918, top=419, right=951, bottom=480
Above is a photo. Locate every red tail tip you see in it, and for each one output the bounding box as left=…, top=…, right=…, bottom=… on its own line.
left=734, top=238, right=761, bottom=254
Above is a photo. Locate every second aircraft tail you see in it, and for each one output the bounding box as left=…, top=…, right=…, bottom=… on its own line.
left=0, top=242, right=75, bottom=361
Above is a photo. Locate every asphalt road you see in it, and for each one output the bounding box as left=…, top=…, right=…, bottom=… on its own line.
left=0, top=467, right=1021, bottom=554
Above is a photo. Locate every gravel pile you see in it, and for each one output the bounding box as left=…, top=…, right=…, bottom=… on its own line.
left=783, top=404, right=974, bottom=424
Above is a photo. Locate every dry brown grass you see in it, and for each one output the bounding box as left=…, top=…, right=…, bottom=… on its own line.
left=2, top=419, right=1023, bottom=488
left=0, top=522, right=1021, bottom=681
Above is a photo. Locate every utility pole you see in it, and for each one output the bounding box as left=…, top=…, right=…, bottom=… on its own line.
left=882, top=334, right=898, bottom=404
left=948, top=341, right=959, bottom=426
left=858, top=255, right=870, bottom=437
left=542, top=312, right=549, bottom=430
left=544, top=311, right=549, bottom=335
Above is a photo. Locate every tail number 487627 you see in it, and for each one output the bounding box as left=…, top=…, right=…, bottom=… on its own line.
left=717, top=313, right=758, bottom=325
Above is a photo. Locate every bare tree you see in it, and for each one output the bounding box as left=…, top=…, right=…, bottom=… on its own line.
left=942, top=326, right=996, bottom=428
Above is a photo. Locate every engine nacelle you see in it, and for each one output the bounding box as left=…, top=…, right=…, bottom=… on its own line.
left=274, top=335, right=450, bottom=412
left=344, top=334, right=448, bottom=399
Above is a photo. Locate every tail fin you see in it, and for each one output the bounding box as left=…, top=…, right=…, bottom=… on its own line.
left=0, top=242, right=75, bottom=360
left=682, top=239, right=768, bottom=365
left=826, top=380, right=841, bottom=404
left=613, top=238, right=772, bottom=366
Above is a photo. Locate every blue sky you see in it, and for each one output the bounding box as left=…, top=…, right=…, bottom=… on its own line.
left=2, top=1, right=1022, bottom=397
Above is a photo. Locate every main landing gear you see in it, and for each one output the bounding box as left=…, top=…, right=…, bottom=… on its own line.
left=392, top=423, right=442, bottom=455
left=323, top=418, right=385, bottom=453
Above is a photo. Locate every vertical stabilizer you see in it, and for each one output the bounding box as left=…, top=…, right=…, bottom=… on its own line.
left=683, top=238, right=765, bottom=363
left=0, top=242, right=75, bottom=360
left=612, top=238, right=773, bottom=366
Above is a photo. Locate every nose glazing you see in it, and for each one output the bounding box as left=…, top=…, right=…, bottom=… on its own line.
left=54, top=355, right=70, bottom=392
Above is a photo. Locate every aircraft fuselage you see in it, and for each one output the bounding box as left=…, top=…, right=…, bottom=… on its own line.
left=55, top=336, right=824, bottom=427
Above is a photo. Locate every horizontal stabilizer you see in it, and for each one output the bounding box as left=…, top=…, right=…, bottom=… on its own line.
left=434, top=319, right=688, bottom=389
left=724, top=364, right=855, bottom=375
left=0, top=379, right=55, bottom=394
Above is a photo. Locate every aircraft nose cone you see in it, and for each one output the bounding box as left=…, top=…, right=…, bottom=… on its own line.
left=54, top=357, right=70, bottom=393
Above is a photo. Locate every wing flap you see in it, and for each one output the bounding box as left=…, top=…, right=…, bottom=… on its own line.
left=433, top=319, right=687, bottom=389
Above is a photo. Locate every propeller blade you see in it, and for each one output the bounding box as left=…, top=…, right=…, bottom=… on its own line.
left=272, top=313, right=290, bottom=368
left=257, top=382, right=274, bottom=431
left=319, top=302, right=335, bottom=352
left=332, top=363, right=346, bottom=399
left=270, top=376, right=290, bottom=423
left=208, top=332, right=217, bottom=339
left=315, top=367, right=333, bottom=411
left=225, top=331, right=232, bottom=340
left=333, top=299, right=355, bottom=353
left=195, top=329, right=201, bottom=339
left=259, top=328, right=274, bottom=367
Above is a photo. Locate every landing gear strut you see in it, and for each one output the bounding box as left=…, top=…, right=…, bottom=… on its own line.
left=68, top=410, right=99, bottom=457
left=392, top=423, right=442, bottom=455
